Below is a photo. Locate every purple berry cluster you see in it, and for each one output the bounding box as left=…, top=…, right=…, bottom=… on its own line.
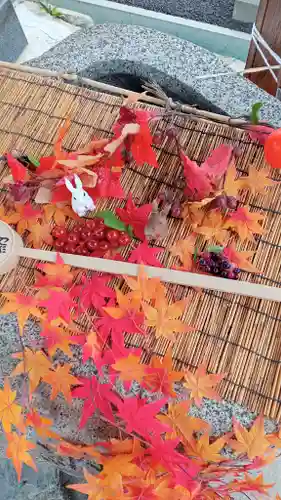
left=197, top=251, right=241, bottom=279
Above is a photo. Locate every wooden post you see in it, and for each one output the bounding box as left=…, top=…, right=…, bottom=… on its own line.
left=246, top=0, right=281, bottom=96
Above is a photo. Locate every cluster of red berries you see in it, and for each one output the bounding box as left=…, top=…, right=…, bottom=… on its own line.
left=197, top=251, right=241, bottom=280
left=52, top=218, right=131, bottom=257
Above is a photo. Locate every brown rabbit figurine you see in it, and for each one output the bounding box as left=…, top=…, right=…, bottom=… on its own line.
left=145, top=199, right=172, bottom=241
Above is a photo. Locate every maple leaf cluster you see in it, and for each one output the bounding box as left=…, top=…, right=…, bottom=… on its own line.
left=0, top=98, right=280, bottom=498
left=181, top=146, right=277, bottom=246
left=0, top=257, right=279, bottom=498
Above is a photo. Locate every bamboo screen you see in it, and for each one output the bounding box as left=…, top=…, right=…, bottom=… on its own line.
left=1, top=67, right=281, bottom=419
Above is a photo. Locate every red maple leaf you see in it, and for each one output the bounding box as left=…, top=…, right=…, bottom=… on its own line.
left=36, top=156, right=57, bottom=175
left=147, top=437, right=195, bottom=472
left=95, top=307, right=144, bottom=345
left=72, top=376, right=119, bottom=427
left=116, top=194, right=152, bottom=240
left=70, top=274, right=115, bottom=311
left=51, top=184, right=71, bottom=203
left=6, top=154, right=29, bottom=182
left=115, top=397, right=170, bottom=440
left=113, top=107, right=158, bottom=168
left=88, top=167, right=124, bottom=199
left=39, top=288, right=73, bottom=323
left=40, top=323, right=85, bottom=357
left=128, top=241, right=164, bottom=267
left=200, top=144, right=233, bottom=182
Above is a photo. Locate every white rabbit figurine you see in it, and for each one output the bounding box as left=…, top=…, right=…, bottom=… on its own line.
left=65, top=174, right=95, bottom=217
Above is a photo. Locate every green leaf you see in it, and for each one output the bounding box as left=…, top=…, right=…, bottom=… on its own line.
left=193, top=246, right=198, bottom=262
left=127, top=225, right=134, bottom=238
left=95, top=210, right=127, bottom=231
left=207, top=245, right=224, bottom=254
left=27, top=155, right=40, bottom=167
left=250, top=102, right=263, bottom=125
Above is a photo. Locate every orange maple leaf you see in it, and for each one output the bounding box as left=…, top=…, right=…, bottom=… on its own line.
left=104, top=288, right=141, bottom=319
left=54, top=117, right=71, bottom=159
left=10, top=203, right=43, bottom=235
left=238, top=165, right=277, bottom=194
left=157, top=400, right=210, bottom=440
left=268, top=428, right=281, bottom=448
left=6, top=432, right=37, bottom=481
left=0, top=380, right=22, bottom=433
left=40, top=322, right=84, bottom=358
left=105, top=438, right=143, bottom=457
left=26, top=222, right=53, bottom=248
left=223, top=206, right=265, bottom=242
left=12, top=348, right=52, bottom=393
left=26, top=409, right=58, bottom=440
left=42, top=364, right=79, bottom=404
left=182, top=202, right=206, bottom=229
left=67, top=468, right=113, bottom=500
left=124, top=266, right=166, bottom=304
left=55, top=440, right=101, bottom=460
left=35, top=254, right=74, bottom=287
left=43, top=204, right=77, bottom=226
left=230, top=416, right=271, bottom=459
left=183, top=365, right=226, bottom=406
left=184, top=433, right=230, bottom=463
left=143, top=347, right=184, bottom=396
left=1, top=293, right=43, bottom=334
left=223, top=243, right=260, bottom=273
left=0, top=206, right=21, bottom=225
left=228, top=473, right=273, bottom=495
left=142, top=297, right=193, bottom=341
left=194, top=210, right=229, bottom=244
left=169, top=234, right=197, bottom=271
left=112, top=354, right=147, bottom=383
left=223, top=161, right=242, bottom=197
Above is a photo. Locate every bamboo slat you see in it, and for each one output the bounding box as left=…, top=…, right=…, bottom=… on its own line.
left=1, top=67, right=281, bottom=419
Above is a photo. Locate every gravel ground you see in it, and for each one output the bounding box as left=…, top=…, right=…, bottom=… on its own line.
left=108, top=0, right=253, bottom=33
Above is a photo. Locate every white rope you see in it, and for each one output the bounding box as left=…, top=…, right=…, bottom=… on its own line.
left=251, top=23, right=281, bottom=83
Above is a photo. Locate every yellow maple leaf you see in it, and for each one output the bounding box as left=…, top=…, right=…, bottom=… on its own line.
left=169, top=234, right=197, bottom=271
left=184, top=364, right=226, bottom=406
left=43, top=204, right=77, bottom=225
left=0, top=380, right=22, bottom=433
left=42, top=364, right=79, bottom=404
left=184, top=433, right=230, bottom=463
left=124, top=266, right=166, bottom=304
left=224, top=206, right=265, bottom=242
left=26, top=222, right=53, bottom=248
left=1, top=293, right=43, bottom=335
left=6, top=432, right=37, bottom=481
left=230, top=416, right=271, bottom=459
left=223, top=161, right=242, bottom=197
left=157, top=401, right=210, bottom=440
left=238, top=165, right=277, bottom=194
left=12, top=348, right=52, bottom=393
left=142, top=297, right=193, bottom=341
left=194, top=210, right=229, bottom=244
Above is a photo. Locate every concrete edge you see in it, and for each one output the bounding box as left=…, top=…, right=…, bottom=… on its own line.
left=53, top=0, right=251, bottom=60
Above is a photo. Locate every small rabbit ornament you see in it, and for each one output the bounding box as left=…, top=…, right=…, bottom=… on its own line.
left=65, top=174, right=95, bottom=217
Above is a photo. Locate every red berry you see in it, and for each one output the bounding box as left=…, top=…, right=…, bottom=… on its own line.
left=87, top=239, right=99, bottom=252
left=67, top=232, right=79, bottom=245
left=99, top=240, right=110, bottom=252
left=80, top=229, right=92, bottom=241
left=54, top=240, right=65, bottom=251
left=106, top=229, right=119, bottom=242
left=64, top=243, right=77, bottom=254
left=118, top=232, right=131, bottom=246
left=95, top=219, right=105, bottom=230
left=91, top=227, right=105, bottom=240
left=85, top=219, right=96, bottom=230
left=52, top=226, right=67, bottom=239
left=109, top=239, right=120, bottom=248
left=71, top=225, right=82, bottom=235
left=76, top=245, right=90, bottom=256
left=170, top=206, right=182, bottom=218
